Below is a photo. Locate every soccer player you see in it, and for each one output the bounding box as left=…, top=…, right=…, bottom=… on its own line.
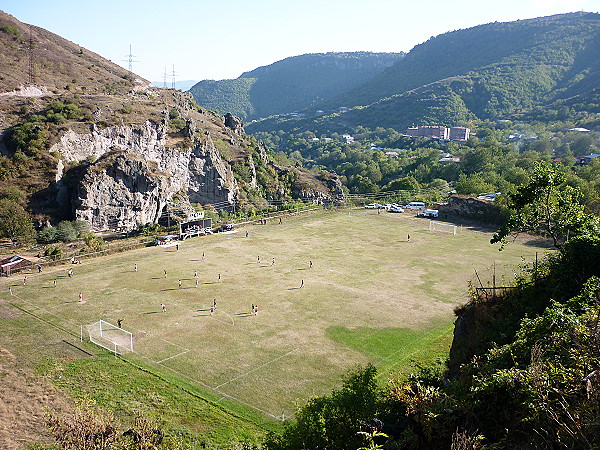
left=78, top=292, right=83, bottom=302
left=407, top=234, right=410, bottom=242
left=309, top=261, right=313, bottom=269
left=164, top=270, right=167, bottom=278
left=23, top=276, right=27, bottom=285
left=272, top=257, right=275, bottom=266
left=195, top=279, right=199, bottom=288
left=53, top=280, right=57, bottom=288
left=161, top=303, right=166, bottom=312
left=117, top=319, right=122, bottom=328
left=300, top=279, right=304, bottom=288
left=218, top=273, right=221, bottom=282
left=134, top=264, right=137, bottom=272
left=178, top=279, right=182, bottom=289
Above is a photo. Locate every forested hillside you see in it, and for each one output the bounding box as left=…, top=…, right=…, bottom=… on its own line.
left=248, top=12, right=600, bottom=135
left=189, top=52, right=403, bottom=121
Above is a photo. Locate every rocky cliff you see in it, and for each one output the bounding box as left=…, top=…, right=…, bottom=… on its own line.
left=0, top=10, right=342, bottom=231
left=49, top=111, right=244, bottom=230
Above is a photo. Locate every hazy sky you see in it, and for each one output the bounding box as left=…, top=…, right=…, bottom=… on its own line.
left=2, top=0, right=598, bottom=82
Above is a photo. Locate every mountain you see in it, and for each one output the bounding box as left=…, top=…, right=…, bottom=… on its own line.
left=0, top=10, right=341, bottom=231
left=247, top=12, right=600, bottom=134
left=188, top=52, right=404, bottom=121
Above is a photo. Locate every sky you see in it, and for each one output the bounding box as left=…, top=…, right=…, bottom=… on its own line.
left=2, top=0, right=598, bottom=83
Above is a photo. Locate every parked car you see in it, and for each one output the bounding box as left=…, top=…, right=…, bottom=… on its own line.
left=419, top=209, right=439, bottom=218
left=364, top=203, right=382, bottom=209
left=388, top=206, right=405, bottom=213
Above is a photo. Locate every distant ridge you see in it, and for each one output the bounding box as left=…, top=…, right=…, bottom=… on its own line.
left=189, top=52, right=404, bottom=121
left=247, top=12, right=600, bottom=134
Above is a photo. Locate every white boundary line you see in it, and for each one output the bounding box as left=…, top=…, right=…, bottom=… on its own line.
left=156, top=350, right=190, bottom=364
left=215, top=347, right=301, bottom=389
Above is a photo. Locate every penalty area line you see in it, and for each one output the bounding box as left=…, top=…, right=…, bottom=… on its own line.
left=156, top=349, right=190, bottom=364
left=215, top=347, right=301, bottom=390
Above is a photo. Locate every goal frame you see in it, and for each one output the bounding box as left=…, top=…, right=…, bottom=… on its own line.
left=429, top=220, right=459, bottom=235
left=86, top=319, right=133, bottom=354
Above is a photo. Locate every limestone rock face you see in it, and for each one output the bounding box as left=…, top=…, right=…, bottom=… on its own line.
left=224, top=113, right=244, bottom=135
left=51, top=120, right=238, bottom=231
left=74, top=152, right=172, bottom=230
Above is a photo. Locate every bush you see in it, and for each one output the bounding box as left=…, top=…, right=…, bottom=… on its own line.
left=56, top=221, right=78, bottom=242
left=44, top=245, right=62, bottom=260
left=38, top=226, right=59, bottom=244
left=0, top=24, right=20, bottom=38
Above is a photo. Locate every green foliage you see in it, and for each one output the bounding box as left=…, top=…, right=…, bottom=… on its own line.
left=189, top=52, right=404, bottom=121
left=41, top=220, right=91, bottom=243
left=264, top=365, right=381, bottom=450
left=0, top=199, right=35, bottom=244
left=0, top=185, right=26, bottom=204
left=37, top=226, right=59, bottom=244
left=83, top=233, right=104, bottom=251
left=492, top=161, right=600, bottom=248
left=0, top=24, right=21, bottom=38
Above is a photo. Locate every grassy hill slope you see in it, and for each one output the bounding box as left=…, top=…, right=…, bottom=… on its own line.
left=189, top=52, right=404, bottom=121
left=248, top=12, right=600, bottom=134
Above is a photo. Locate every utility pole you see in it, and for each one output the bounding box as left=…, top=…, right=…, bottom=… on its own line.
left=28, top=25, right=35, bottom=85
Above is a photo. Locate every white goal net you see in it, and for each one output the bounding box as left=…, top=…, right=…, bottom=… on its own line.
left=87, top=320, right=133, bottom=354
left=429, top=220, right=460, bottom=235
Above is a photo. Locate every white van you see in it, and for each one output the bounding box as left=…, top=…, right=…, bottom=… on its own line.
left=404, top=201, right=426, bottom=209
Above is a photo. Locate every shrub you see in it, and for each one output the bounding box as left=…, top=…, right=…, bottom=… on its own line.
left=44, top=245, right=62, bottom=260
left=0, top=24, right=20, bottom=38
left=38, top=226, right=59, bottom=244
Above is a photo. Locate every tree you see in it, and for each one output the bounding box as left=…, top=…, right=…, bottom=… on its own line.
left=0, top=199, right=35, bottom=245
left=264, top=365, right=381, bottom=450
left=491, top=161, right=599, bottom=249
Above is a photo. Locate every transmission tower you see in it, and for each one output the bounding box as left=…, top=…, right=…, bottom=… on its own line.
left=171, top=64, right=178, bottom=89
left=28, top=25, right=35, bottom=85
left=163, top=67, right=167, bottom=88
left=123, top=44, right=139, bottom=73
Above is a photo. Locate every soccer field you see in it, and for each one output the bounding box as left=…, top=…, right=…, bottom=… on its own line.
left=1, top=209, right=551, bottom=419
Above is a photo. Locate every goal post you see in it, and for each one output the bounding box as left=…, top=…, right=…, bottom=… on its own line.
left=429, top=220, right=459, bottom=235
left=87, top=320, right=133, bottom=354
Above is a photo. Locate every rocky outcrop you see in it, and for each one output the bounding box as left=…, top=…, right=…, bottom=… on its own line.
left=224, top=113, right=244, bottom=135
left=438, top=195, right=507, bottom=224
left=74, top=151, right=172, bottom=230
left=51, top=121, right=238, bottom=231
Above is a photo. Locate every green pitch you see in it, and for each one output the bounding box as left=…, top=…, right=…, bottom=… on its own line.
left=2, top=210, right=551, bottom=419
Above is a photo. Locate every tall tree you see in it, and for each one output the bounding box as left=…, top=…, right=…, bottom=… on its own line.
left=491, top=161, right=599, bottom=249
left=0, top=199, right=35, bottom=245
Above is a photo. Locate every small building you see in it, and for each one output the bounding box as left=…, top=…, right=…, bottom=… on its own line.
left=0, top=255, right=31, bottom=276
left=341, top=134, right=354, bottom=144
left=581, top=154, right=600, bottom=165
left=567, top=127, right=591, bottom=133
left=449, top=126, right=470, bottom=141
